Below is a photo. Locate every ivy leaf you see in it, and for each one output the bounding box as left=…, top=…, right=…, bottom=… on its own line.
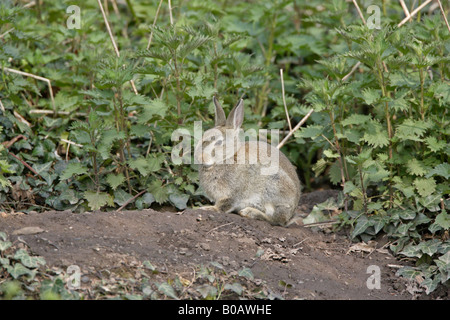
left=238, top=267, right=254, bottom=281
left=84, top=191, right=114, bottom=211
left=434, top=211, right=450, bottom=230
left=14, top=249, right=46, bottom=268
left=113, top=189, right=132, bottom=206
left=5, top=263, right=34, bottom=279
left=60, top=162, right=88, bottom=180
left=351, top=215, right=373, bottom=239
left=157, top=282, right=178, bottom=300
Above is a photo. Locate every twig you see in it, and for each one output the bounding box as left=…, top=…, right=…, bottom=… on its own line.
left=97, top=0, right=138, bottom=94
left=168, top=0, right=174, bottom=25
left=2, top=67, right=56, bottom=113
left=8, top=152, right=43, bottom=179
left=277, top=108, right=314, bottom=149
left=437, top=0, right=450, bottom=33
left=116, top=190, right=146, bottom=212
left=342, top=61, right=362, bottom=82
left=2, top=135, right=27, bottom=149
left=61, top=138, right=83, bottom=148
left=351, top=0, right=366, bottom=24
left=398, top=0, right=433, bottom=27
left=280, top=69, right=292, bottom=131
left=146, top=0, right=164, bottom=50
left=302, top=220, right=339, bottom=228
left=0, top=99, right=5, bottom=113
left=399, top=0, right=411, bottom=19
left=206, top=222, right=235, bottom=235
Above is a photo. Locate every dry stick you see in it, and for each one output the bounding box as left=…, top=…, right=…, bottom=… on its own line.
left=168, top=0, right=174, bottom=25
left=280, top=69, right=292, bottom=131
left=342, top=61, right=362, bottom=82
left=351, top=0, right=366, bottom=24
left=399, top=0, right=411, bottom=18
left=277, top=108, right=314, bottom=149
left=2, top=67, right=56, bottom=113
left=437, top=0, right=450, bottom=33
left=97, top=0, right=138, bottom=95
left=398, top=0, right=433, bottom=27
left=0, top=99, right=5, bottom=113
left=116, top=189, right=146, bottom=212
left=146, top=0, right=164, bottom=50
left=8, top=152, right=43, bottom=179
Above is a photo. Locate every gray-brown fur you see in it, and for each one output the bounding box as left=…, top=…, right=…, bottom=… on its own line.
left=195, top=97, right=301, bottom=227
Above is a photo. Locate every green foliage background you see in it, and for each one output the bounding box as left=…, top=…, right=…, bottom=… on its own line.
left=0, top=0, right=449, bottom=294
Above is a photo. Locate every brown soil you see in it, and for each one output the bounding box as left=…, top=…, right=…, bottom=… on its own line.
left=0, top=190, right=433, bottom=300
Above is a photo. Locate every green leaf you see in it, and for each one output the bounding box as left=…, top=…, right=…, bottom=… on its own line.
left=32, top=161, right=53, bottom=175
left=396, top=266, right=422, bottom=280
left=128, top=158, right=149, bottom=176
left=425, top=136, right=446, bottom=153
left=238, top=267, right=254, bottom=281
left=5, top=263, right=34, bottom=279
left=224, top=283, right=244, bottom=296
left=14, top=249, right=46, bottom=268
left=113, top=189, right=132, bottom=206
left=434, top=211, right=450, bottom=230
left=60, top=162, right=88, bottom=180
left=413, top=178, right=436, bottom=197
left=351, top=216, right=372, bottom=238
left=406, top=159, right=427, bottom=177
left=362, top=120, right=389, bottom=148
left=341, top=114, right=371, bottom=126
left=106, top=173, right=125, bottom=190
left=147, top=180, right=168, bottom=204
left=84, top=191, right=114, bottom=211
left=295, top=125, right=323, bottom=139
left=426, top=163, right=450, bottom=180
left=139, top=99, right=167, bottom=123
left=0, top=240, right=12, bottom=251
left=169, top=193, right=190, bottom=210
left=360, top=88, right=380, bottom=105
left=395, top=119, right=432, bottom=141
left=417, top=240, right=441, bottom=256
left=157, top=282, right=178, bottom=300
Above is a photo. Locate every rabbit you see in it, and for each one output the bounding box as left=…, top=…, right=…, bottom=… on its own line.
left=194, top=96, right=301, bottom=227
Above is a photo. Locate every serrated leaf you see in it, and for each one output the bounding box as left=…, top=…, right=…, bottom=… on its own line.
left=413, top=178, right=436, bottom=197
left=106, top=173, right=125, bottom=190
left=360, top=88, right=380, bottom=105
left=406, top=159, right=427, bottom=177
left=426, top=163, right=450, bottom=179
left=341, top=114, right=371, bottom=126
left=362, top=120, right=389, bottom=148
left=139, top=99, right=167, bottom=123
left=425, top=136, right=446, bottom=153
left=60, top=162, right=88, bottom=180
left=84, top=191, right=113, bottom=211
left=395, top=119, right=432, bottom=141
left=128, top=157, right=149, bottom=176
left=147, top=180, right=168, bottom=204
left=295, top=125, right=324, bottom=139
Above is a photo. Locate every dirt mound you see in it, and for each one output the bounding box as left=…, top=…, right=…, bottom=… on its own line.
left=1, top=190, right=421, bottom=299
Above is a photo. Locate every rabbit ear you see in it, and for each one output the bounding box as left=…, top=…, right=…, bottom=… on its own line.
left=213, top=96, right=226, bottom=126
left=226, top=99, right=244, bottom=129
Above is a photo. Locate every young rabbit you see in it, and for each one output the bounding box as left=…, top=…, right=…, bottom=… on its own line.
left=194, top=96, right=301, bottom=227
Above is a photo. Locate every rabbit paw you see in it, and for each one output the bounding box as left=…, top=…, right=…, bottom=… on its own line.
left=239, top=207, right=271, bottom=222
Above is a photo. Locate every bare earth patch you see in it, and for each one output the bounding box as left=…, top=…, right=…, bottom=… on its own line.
left=0, top=190, right=431, bottom=299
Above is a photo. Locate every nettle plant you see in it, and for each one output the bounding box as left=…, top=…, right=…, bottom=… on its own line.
left=298, top=19, right=449, bottom=293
